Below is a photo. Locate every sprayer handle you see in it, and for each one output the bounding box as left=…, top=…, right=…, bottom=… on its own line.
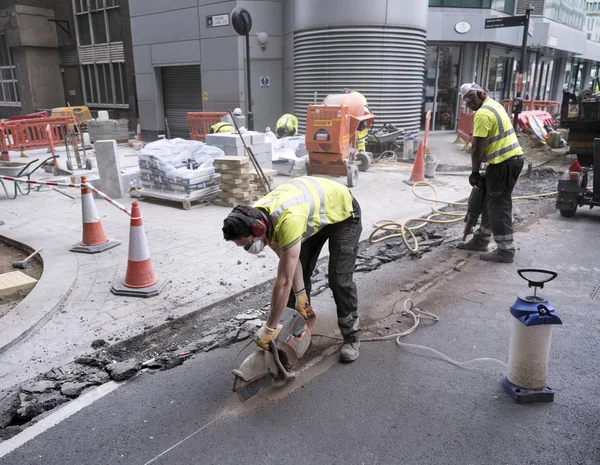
left=517, top=269, right=558, bottom=289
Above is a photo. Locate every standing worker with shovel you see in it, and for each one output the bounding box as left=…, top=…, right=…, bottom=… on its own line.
left=457, top=82, right=525, bottom=263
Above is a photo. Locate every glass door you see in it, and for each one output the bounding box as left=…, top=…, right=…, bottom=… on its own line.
left=421, top=44, right=462, bottom=131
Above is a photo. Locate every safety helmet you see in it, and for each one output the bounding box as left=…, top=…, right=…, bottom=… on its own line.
left=233, top=108, right=243, bottom=116
left=459, top=82, right=486, bottom=99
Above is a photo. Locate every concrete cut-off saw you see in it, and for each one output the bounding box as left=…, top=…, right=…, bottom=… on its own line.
left=232, top=307, right=316, bottom=402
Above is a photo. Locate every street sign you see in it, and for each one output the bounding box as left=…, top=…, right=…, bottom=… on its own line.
left=206, top=14, right=229, bottom=28
left=260, top=76, right=270, bottom=88
left=484, top=15, right=526, bottom=29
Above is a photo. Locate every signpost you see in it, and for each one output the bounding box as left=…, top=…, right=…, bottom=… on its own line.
left=484, top=5, right=534, bottom=131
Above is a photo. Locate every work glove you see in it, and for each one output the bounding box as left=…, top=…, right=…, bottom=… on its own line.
left=254, top=323, right=282, bottom=350
left=469, top=171, right=484, bottom=188
left=294, top=289, right=314, bottom=320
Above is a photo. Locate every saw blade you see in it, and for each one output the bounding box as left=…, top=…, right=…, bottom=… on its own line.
left=234, top=374, right=275, bottom=402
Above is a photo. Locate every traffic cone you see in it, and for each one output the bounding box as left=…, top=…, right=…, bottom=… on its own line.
left=111, top=202, right=166, bottom=297
left=71, top=176, right=121, bottom=253
left=136, top=118, right=142, bottom=141
left=403, top=140, right=426, bottom=185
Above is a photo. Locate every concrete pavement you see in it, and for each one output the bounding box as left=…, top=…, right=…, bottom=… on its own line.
left=0, top=132, right=475, bottom=390
left=2, top=196, right=598, bottom=465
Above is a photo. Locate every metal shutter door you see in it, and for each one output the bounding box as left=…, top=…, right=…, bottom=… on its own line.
left=162, top=65, right=202, bottom=139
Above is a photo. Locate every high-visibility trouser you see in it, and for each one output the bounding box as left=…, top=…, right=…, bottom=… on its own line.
left=474, top=156, right=524, bottom=252
left=287, top=197, right=362, bottom=342
left=356, top=129, right=368, bottom=152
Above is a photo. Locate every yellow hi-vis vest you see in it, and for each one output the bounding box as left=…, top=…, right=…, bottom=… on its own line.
left=253, top=176, right=354, bottom=250
left=473, top=98, right=523, bottom=164
left=276, top=114, right=298, bottom=136
left=210, top=122, right=234, bottom=133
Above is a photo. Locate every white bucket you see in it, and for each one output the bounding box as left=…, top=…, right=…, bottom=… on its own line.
left=97, top=110, right=109, bottom=121
left=82, top=133, right=91, bottom=147
left=424, top=156, right=438, bottom=178
left=403, top=138, right=414, bottom=160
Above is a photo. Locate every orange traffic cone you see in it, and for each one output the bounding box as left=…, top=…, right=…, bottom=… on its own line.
left=71, top=176, right=120, bottom=253
left=111, top=202, right=166, bottom=297
left=403, top=140, right=426, bottom=185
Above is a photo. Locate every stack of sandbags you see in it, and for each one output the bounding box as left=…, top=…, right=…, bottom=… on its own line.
left=213, top=156, right=254, bottom=207
left=205, top=132, right=272, bottom=170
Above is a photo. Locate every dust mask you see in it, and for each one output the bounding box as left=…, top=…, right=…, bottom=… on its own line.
left=245, top=238, right=266, bottom=255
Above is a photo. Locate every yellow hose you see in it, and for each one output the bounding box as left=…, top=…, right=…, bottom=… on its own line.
left=369, top=181, right=558, bottom=252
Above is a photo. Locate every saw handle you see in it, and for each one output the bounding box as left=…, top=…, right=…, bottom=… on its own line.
left=268, top=341, right=295, bottom=382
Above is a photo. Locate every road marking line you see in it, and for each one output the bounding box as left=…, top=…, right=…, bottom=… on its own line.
left=0, top=381, right=123, bottom=459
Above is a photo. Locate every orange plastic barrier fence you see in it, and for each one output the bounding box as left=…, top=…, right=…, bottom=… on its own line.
left=456, top=105, right=474, bottom=145
left=0, top=116, right=80, bottom=152
left=500, top=99, right=561, bottom=115
left=8, top=111, right=48, bottom=121
left=188, top=112, right=228, bottom=141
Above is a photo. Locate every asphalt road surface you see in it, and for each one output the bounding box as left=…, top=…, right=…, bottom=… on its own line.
left=2, top=206, right=599, bottom=465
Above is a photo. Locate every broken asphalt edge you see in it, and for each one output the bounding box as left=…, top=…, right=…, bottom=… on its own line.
left=0, top=231, right=78, bottom=356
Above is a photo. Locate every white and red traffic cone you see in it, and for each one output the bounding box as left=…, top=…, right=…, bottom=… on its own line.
left=71, top=176, right=120, bottom=253
left=111, top=202, right=166, bottom=297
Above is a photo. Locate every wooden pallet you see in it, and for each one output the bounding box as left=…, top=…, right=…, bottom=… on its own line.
left=136, top=186, right=219, bottom=210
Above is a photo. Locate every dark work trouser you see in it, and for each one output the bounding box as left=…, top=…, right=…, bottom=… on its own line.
left=287, top=197, right=362, bottom=343
left=475, top=155, right=524, bottom=253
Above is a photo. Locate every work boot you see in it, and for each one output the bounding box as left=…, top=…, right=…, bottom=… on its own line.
left=457, top=237, right=489, bottom=252
left=480, top=249, right=514, bottom=263
left=340, top=341, right=360, bottom=363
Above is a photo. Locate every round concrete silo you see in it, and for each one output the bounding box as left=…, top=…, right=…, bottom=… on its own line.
left=293, top=0, right=428, bottom=135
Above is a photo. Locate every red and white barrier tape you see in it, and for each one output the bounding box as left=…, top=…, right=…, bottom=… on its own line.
left=0, top=175, right=131, bottom=216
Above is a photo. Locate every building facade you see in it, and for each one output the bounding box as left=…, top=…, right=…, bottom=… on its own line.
left=0, top=0, right=136, bottom=130
left=129, top=0, right=428, bottom=140
left=427, top=0, right=600, bottom=130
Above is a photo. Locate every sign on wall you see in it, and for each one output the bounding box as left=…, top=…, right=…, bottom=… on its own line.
left=260, top=76, right=270, bottom=88
left=206, top=14, right=229, bottom=28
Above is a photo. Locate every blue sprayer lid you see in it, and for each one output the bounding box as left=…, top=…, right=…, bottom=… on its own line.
left=510, top=269, right=562, bottom=326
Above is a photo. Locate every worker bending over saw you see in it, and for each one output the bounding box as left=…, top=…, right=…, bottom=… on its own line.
left=222, top=176, right=362, bottom=362
left=457, top=82, right=525, bottom=263
left=275, top=114, right=298, bottom=138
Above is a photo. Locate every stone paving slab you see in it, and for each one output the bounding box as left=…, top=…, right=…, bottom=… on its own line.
left=0, top=133, right=475, bottom=391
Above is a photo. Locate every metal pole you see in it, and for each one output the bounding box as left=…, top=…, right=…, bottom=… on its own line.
left=535, top=60, right=544, bottom=100
left=513, top=6, right=532, bottom=131
left=531, top=51, right=540, bottom=100
left=245, top=33, right=254, bottom=131
left=543, top=62, right=550, bottom=100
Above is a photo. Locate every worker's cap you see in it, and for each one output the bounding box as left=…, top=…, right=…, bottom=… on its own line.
left=459, top=82, right=484, bottom=98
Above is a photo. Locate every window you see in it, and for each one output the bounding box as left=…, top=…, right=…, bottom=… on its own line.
left=74, top=0, right=127, bottom=107
left=81, top=62, right=128, bottom=105
left=74, top=0, right=122, bottom=45
left=0, top=35, right=19, bottom=105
